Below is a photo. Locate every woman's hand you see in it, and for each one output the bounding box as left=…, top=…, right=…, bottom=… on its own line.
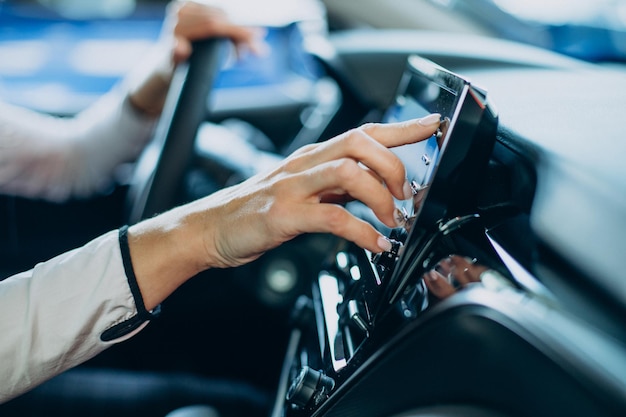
left=169, top=0, right=266, bottom=63
left=423, top=255, right=488, bottom=299
left=198, top=115, right=442, bottom=268
left=129, top=114, right=441, bottom=310
left=128, top=1, right=265, bottom=116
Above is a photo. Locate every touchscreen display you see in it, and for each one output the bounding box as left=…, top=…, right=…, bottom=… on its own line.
left=383, top=60, right=465, bottom=231
left=373, top=55, right=497, bottom=307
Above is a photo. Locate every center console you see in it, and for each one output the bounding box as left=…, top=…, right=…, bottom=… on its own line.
left=271, top=56, right=499, bottom=417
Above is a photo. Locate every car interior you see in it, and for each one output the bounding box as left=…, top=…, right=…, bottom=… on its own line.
left=1, top=0, right=625, bottom=416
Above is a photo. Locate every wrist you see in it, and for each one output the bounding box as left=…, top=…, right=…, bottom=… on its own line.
left=127, top=72, right=172, bottom=118
left=126, top=208, right=208, bottom=310
left=127, top=45, right=176, bottom=117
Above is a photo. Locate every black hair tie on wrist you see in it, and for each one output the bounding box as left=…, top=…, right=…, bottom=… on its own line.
left=100, top=225, right=161, bottom=342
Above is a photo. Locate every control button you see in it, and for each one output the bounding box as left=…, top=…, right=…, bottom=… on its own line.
left=371, top=238, right=402, bottom=272
left=335, top=251, right=350, bottom=270
left=286, top=366, right=335, bottom=409
left=389, top=227, right=408, bottom=244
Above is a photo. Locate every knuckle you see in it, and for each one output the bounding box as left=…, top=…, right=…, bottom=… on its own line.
left=325, top=206, right=349, bottom=232
left=358, top=122, right=379, bottom=134
left=348, top=124, right=373, bottom=141
left=333, top=159, right=360, bottom=181
left=284, top=151, right=312, bottom=172
left=339, top=129, right=362, bottom=148
left=299, top=142, right=319, bottom=153
left=290, top=143, right=316, bottom=159
left=284, top=143, right=319, bottom=169
left=282, top=157, right=302, bottom=173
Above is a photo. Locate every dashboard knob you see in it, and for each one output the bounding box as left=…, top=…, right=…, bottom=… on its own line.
left=286, top=366, right=335, bottom=409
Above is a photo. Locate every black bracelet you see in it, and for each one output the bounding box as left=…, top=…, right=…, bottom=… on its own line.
left=100, top=225, right=161, bottom=342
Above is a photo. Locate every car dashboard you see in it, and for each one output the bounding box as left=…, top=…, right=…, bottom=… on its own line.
left=268, top=30, right=626, bottom=417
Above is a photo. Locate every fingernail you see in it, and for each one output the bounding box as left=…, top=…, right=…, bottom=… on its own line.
left=418, top=113, right=441, bottom=126
left=377, top=236, right=393, bottom=252
left=394, top=206, right=409, bottom=227
left=448, top=265, right=457, bottom=280
left=465, top=257, right=478, bottom=264
left=427, top=270, right=438, bottom=282
left=402, top=179, right=414, bottom=200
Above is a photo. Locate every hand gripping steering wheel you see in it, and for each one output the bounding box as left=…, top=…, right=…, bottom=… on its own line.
left=126, top=39, right=226, bottom=224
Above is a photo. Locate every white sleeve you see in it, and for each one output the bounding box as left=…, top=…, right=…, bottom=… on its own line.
left=0, top=89, right=157, bottom=202
left=0, top=229, right=153, bottom=403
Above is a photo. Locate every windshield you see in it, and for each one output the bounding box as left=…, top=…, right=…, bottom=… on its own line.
left=449, top=0, right=626, bottom=62
left=491, top=0, right=626, bottom=27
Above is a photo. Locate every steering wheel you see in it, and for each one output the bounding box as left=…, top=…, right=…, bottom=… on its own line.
left=126, top=39, right=226, bottom=224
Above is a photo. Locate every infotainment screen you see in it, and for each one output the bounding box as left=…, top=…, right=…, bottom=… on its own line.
left=383, top=56, right=496, bottom=232
left=375, top=55, right=498, bottom=306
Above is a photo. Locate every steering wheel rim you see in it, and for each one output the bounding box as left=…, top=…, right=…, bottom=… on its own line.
left=126, top=38, right=226, bottom=224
